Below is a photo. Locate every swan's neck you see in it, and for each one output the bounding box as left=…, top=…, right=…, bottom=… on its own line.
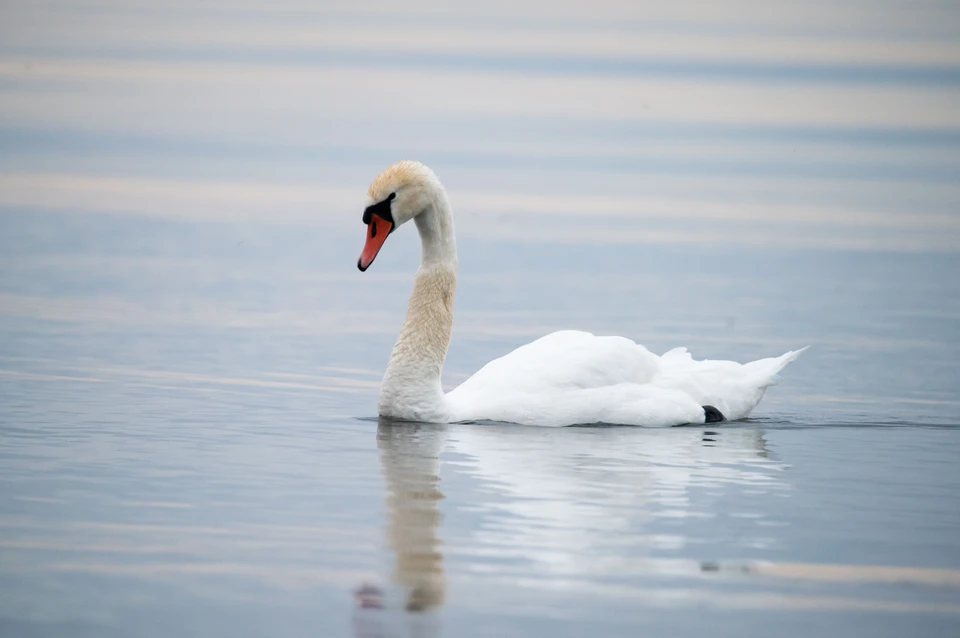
left=378, top=192, right=457, bottom=421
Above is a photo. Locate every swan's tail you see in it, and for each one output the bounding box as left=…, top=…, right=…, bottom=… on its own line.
left=658, top=345, right=808, bottom=422
left=743, top=346, right=809, bottom=386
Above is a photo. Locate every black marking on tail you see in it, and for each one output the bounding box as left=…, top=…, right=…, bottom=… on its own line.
left=702, top=405, right=726, bottom=423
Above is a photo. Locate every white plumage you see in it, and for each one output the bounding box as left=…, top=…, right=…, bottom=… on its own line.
left=447, top=331, right=806, bottom=427
left=358, top=161, right=806, bottom=427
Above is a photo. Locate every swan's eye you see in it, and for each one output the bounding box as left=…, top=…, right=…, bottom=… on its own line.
left=362, top=196, right=396, bottom=226
left=388, top=192, right=396, bottom=201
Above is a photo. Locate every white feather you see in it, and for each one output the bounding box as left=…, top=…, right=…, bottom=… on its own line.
left=362, top=161, right=806, bottom=427
left=446, top=332, right=806, bottom=426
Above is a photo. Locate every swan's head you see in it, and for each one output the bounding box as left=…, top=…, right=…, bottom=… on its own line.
left=358, top=160, right=441, bottom=271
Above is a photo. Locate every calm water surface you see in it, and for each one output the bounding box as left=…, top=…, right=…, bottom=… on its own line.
left=1, top=1, right=960, bottom=636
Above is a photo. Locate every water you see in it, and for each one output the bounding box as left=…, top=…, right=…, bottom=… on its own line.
left=1, top=1, right=960, bottom=636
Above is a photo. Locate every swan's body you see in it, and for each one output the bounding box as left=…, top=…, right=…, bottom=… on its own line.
left=446, top=331, right=804, bottom=427
left=358, top=161, right=805, bottom=427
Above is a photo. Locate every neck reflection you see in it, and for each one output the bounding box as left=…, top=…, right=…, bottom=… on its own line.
left=377, top=418, right=447, bottom=613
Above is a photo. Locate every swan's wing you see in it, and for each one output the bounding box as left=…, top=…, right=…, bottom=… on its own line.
left=450, top=330, right=661, bottom=397
left=447, top=330, right=701, bottom=426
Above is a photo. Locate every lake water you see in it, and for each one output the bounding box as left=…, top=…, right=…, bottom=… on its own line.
left=1, top=1, right=959, bottom=636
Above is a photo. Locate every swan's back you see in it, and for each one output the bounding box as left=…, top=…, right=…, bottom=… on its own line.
left=450, top=330, right=661, bottom=396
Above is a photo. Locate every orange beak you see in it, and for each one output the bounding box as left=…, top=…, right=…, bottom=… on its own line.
left=357, top=213, right=394, bottom=271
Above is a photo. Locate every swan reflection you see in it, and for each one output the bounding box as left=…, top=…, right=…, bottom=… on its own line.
left=354, top=419, right=448, bottom=638
left=377, top=419, right=447, bottom=613
left=444, top=424, right=785, bottom=573
left=360, top=420, right=786, bottom=634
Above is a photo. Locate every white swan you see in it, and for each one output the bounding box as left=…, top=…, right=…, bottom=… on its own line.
left=357, top=161, right=805, bottom=427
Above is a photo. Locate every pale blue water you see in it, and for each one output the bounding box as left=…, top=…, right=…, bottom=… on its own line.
left=1, top=1, right=960, bottom=636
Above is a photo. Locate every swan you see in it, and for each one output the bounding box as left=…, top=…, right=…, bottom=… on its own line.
left=357, top=160, right=806, bottom=427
